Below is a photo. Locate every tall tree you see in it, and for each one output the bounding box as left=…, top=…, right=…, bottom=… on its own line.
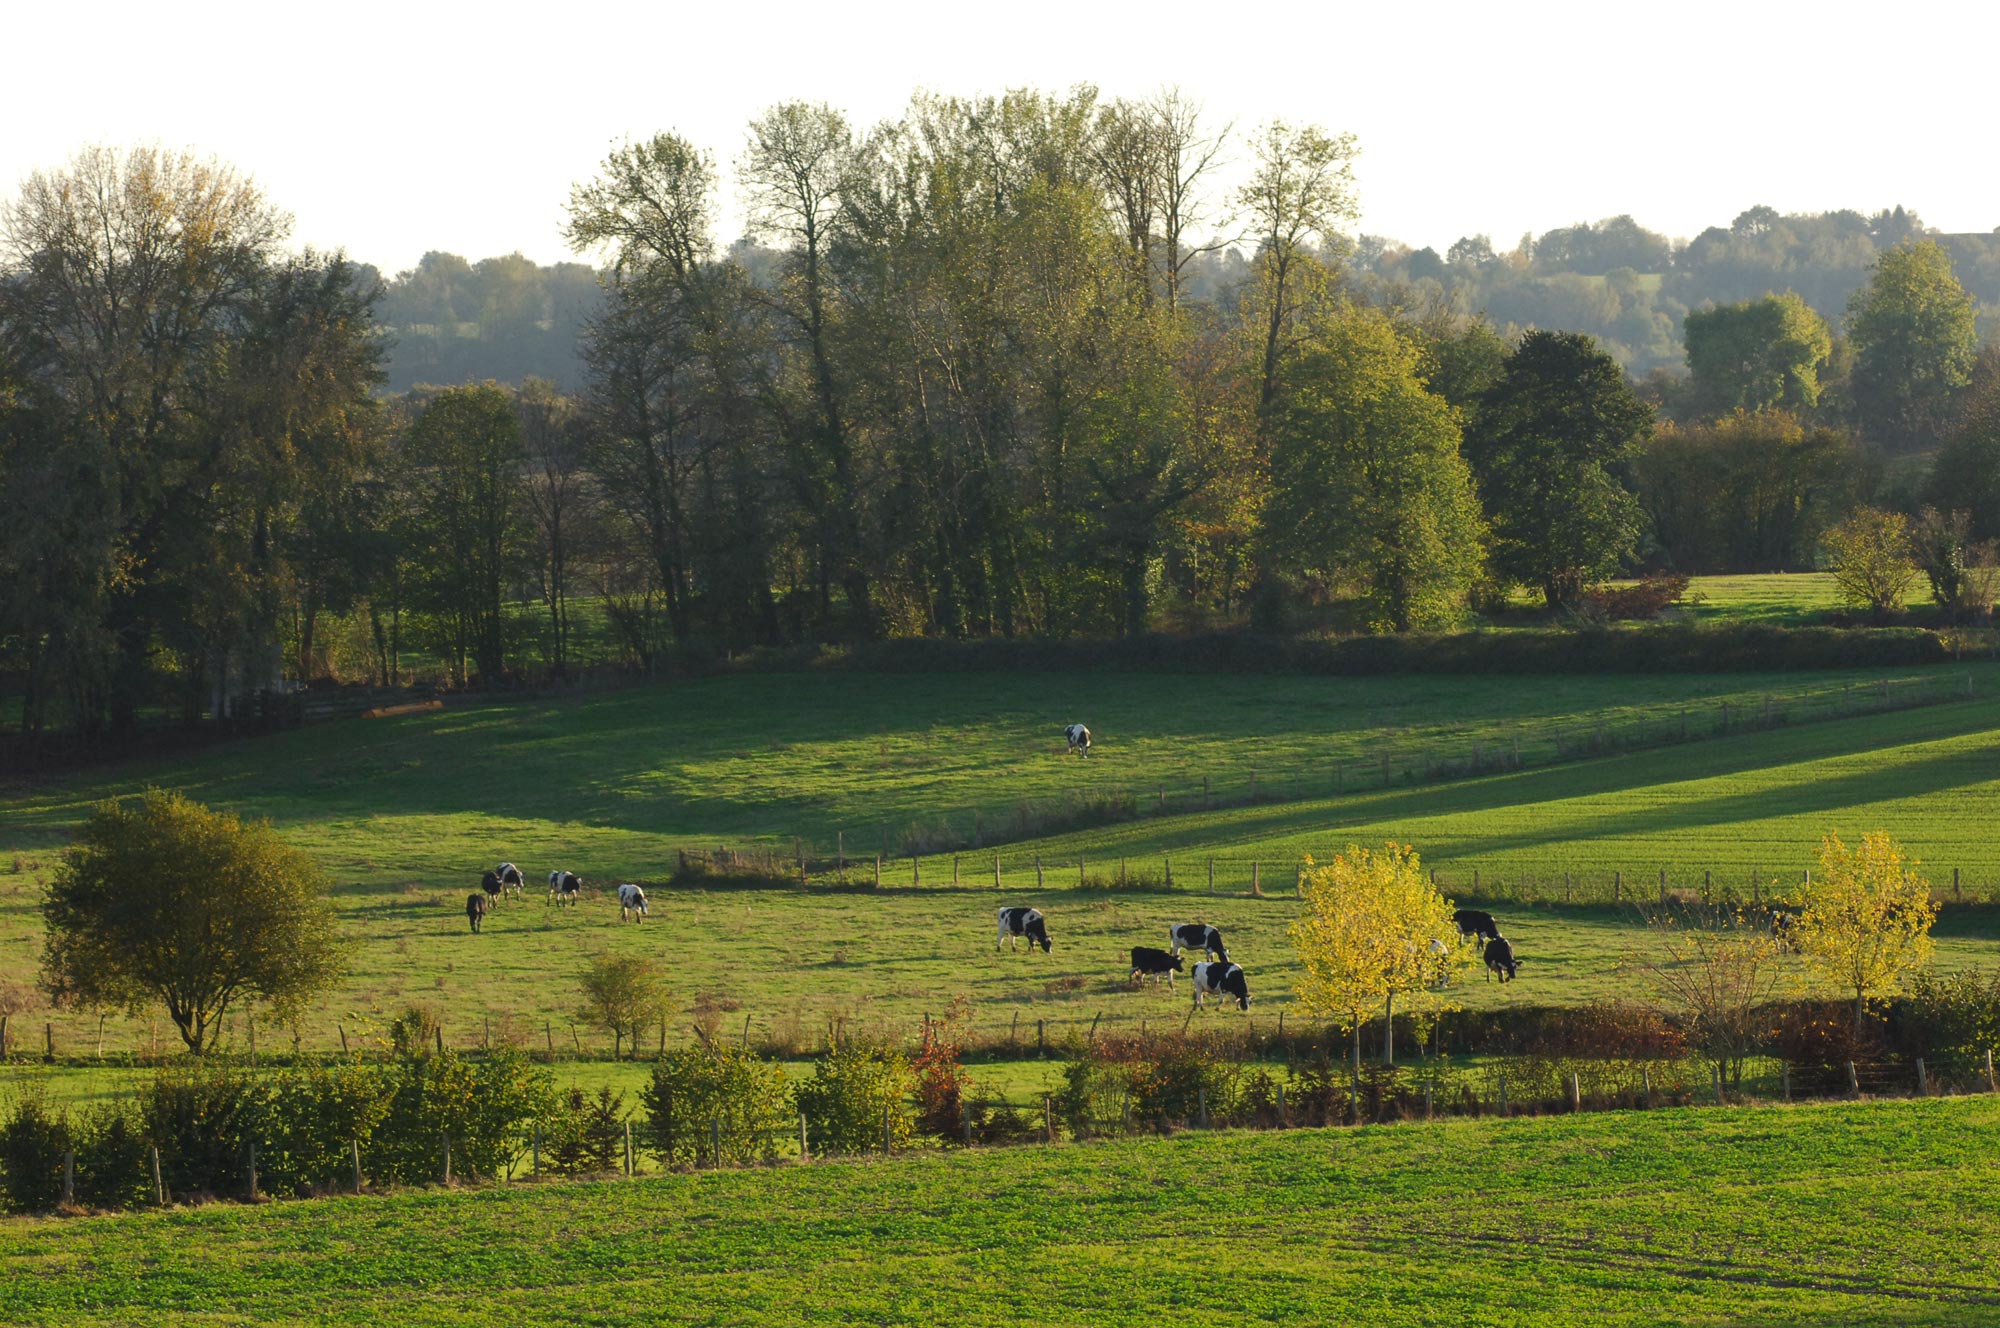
left=742, top=102, right=877, bottom=636
left=1682, top=291, right=1832, bottom=416
left=401, top=385, right=528, bottom=684
left=1263, top=308, right=1485, bottom=630
left=1845, top=239, right=1977, bottom=448
left=1465, top=331, right=1653, bottom=608
left=518, top=380, right=587, bottom=676
left=1236, top=121, right=1359, bottom=434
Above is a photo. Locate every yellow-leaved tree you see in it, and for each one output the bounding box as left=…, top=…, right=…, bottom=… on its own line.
left=1291, top=843, right=1475, bottom=1068
left=1794, top=831, right=1938, bottom=1031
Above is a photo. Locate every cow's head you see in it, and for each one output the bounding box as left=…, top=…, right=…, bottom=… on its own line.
left=1030, top=921, right=1052, bottom=953
left=1169, top=953, right=1185, bottom=972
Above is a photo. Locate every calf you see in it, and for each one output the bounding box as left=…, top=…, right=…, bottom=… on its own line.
left=1484, top=936, right=1519, bottom=982
left=480, top=870, right=504, bottom=904
left=465, top=893, right=490, bottom=933
left=1168, top=923, right=1229, bottom=964
left=997, top=906, right=1052, bottom=953
left=1453, top=909, right=1501, bottom=945
left=1129, top=946, right=1184, bottom=987
left=495, top=862, right=525, bottom=899
left=617, top=883, right=649, bottom=923
left=548, top=870, right=583, bottom=906
left=1064, top=723, right=1091, bottom=758
left=1191, top=961, right=1251, bottom=1011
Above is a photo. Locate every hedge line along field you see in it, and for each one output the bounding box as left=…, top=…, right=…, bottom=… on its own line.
left=1, top=1098, right=1995, bottom=1326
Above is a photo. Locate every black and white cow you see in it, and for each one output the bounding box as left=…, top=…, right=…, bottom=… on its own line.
left=466, top=893, right=490, bottom=933
left=1129, top=946, right=1184, bottom=987
left=1191, top=961, right=1251, bottom=1011
left=617, top=883, right=649, bottom=923
left=548, top=870, right=583, bottom=906
left=1484, top=936, right=1519, bottom=982
left=495, top=862, right=525, bottom=899
left=480, top=870, right=504, bottom=904
left=997, top=906, right=1052, bottom=953
left=1168, top=923, right=1229, bottom=964
left=1064, top=724, right=1091, bottom=758
left=1453, top=908, right=1501, bottom=946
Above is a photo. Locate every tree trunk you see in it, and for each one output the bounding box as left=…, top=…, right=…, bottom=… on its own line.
left=1382, top=991, right=1395, bottom=1065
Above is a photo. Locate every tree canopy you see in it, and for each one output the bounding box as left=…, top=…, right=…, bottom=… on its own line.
left=40, top=791, right=348, bottom=1054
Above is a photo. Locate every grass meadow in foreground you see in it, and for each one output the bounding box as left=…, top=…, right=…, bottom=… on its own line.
left=0, top=1097, right=1995, bottom=1326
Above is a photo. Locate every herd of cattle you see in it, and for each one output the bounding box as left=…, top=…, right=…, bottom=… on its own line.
left=996, top=904, right=1524, bottom=1012
left=464, top=862, right=648, bottom=931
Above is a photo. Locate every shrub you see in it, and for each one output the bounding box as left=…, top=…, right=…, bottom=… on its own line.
left=643, top=1044, right=790, bottom=1168
left=1131, top=1033, right=1242, bottom=1125
left=1899, top=969, right=2000, bottom=1072
left=912, top=1000, right=972, bottom=1142
left=1582, top=573, right=1691, bottom=622
left=1055, top=1049, right=1137, bottom=1138
left=373, top=1050, right=554, bottom=1184
left=546, top=1086, right=629, bottom=1176
left=142, top=1063, right=268, bottom=1199
left=796, top=1041, right=912, bottom=1156
left=73, top=1101, right=151, bottom=1210
left=262, top=1064, right=392, bottom=1196
left=0, top=1095, right=72, bottom=1212
left=577, top=953, right=671, bottom=1060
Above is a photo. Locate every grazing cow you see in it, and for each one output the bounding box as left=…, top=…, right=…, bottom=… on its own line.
left=617, top=883, right=649, bottom=923
left=1484, top=936, right=1519, bottom=982
left=1129, top=946, right=1184, bottom=987
left=465, top=893, right=489, bottom=933
left=1064, top=723, right=1091, bottom=758
left=1168, top=923, right=1229, bottom=964
left=1453, top=908, right=1502, bottom=946
left=1191, top=961, right=1252, bottom=1011
left=997, top=906, right=1052, bottom=953
left=480, top=870, right=504, bottom=904
left=1763, top=907, right=1801, bottom=953
left=495, top=862, right=525, bottom=899
left=548, top=870, right=583, bottom=906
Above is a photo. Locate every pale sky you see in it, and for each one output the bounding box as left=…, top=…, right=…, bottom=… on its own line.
left=5, top=0, right=1997, bottom=277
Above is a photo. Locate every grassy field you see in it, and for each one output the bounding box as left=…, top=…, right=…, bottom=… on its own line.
left=5, top=667, right=2000, bottom=1057
left=0, top=1097, right=1994, bottom=1325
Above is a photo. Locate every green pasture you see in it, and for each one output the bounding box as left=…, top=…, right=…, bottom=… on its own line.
left=1, top=1097, right=1995, bottom=1325
left=6, top=667, right=2000, bottom=1057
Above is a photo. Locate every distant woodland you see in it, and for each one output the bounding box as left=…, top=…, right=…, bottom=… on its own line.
left=4, top=87, right=2000, bottom=745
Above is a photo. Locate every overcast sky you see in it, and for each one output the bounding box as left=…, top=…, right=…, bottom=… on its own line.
left=5, top=0, right=1996, bottom=277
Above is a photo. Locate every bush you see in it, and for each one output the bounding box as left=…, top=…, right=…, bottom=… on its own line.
left=796, top=1041, right=912, bottom=1156
left=1582, top=573, right=1691, bottom=621
left=372, top=1050, right=554, bottom=1184
left=1057, top=1031, right=1242, bottom=1132
left=143, top=1063, right=268, bottom=1199
left=262, top=1064, right=392, bottom=1196
left=73, top=1101, right=152, bottom=1210
left=643, top=1044, right=790, bottom=1168
left=1898, top=969, right=2000, bottom=1073
left=912, top=1001, right=972, bottom=1143
left=0, top=1095, right=72, bottom=1212
left=546, top=1086, right=629, bottom=1176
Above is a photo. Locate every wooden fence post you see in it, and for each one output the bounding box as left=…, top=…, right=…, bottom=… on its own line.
left=1277, top=1082, right=1287, bottom=1126
left=153, top=1146, right=167, bottom=1206
left=441, top=1132, right=451, bottom=1185
left=800, top=1113, right=809, bottom=1163
left=837, top=830, right=844, bottom=870
left=435, top=1025, right=444, bottom=1058
left=1613, top=871, right=1621, bottom=903
left=1659, top=869, right=1668, bottom=905
left=1954, top=867, right=1962, bottom=900
left=1847, top=1061, right=1860, bottom=1096
left=1781, top=1062, right=1791, bottom=1102
left=710, top=1118, right=721, bottom=1170
left=994, top=855, right=1001, bottom=889
left=626, top=1121, right=636, bottom=1176
left=1252, top=862, right=1260, bottom=896
left=1198, top=1086, right=1208, bottom=1129
left=913, top=855, right=920, bottom=886
left=1642, top=1064, right=1653, bottom=1108
left=1986, top=1049, right=1996, bottom=1092
left=873, top=855, right=881, bottom=888
left=1079, top=855, right=1086, bottom=887
left=247, top=1140, right=258, bottom=1200
left=883, top=1103, right=893, bottom=1156
left=352, top=1139, right=364, bottom=1193
left=1037, top=1019, right=1045, bottom=1057
left=1035, top=856, right=1043, bottom=889
left=62, top=1150, right=74, bottom=1208
left=1917, top=1059, right=1928, bottom=1096
left=1164, top=857, right=1172, bottom=889
left=1569, top=1074, right=1582, bottom=1113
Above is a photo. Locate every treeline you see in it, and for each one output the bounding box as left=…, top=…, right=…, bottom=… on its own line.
left=1358, top=206, right=2000, bottom=376
left=3, top=95, right=2000, bottom=743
